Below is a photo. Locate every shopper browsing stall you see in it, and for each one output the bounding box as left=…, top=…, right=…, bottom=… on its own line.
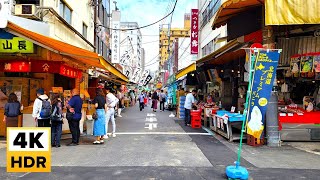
left=184, top=89, right=197, bottom=126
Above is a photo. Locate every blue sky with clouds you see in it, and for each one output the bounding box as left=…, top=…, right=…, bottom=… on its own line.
left=114, top=0, right=197, bottom=71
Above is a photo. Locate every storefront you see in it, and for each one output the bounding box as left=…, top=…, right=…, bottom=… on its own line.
left=0, top=22, right=128, bottom=136
left=207, top=0, right=320, bottom=142
left=273, top=26, right=320, bottom=141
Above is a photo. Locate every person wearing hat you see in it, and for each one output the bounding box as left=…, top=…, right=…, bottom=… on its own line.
left=32, top=88, right=51, bottom=127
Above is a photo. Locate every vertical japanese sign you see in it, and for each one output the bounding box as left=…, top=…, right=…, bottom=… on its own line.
left=190, top=9, right=199, bottom=54
left=130, top=67, right=141, bottom=83
left=246, top=50, right=280, bottom=139
left=111, top=11, right=121, bottom=63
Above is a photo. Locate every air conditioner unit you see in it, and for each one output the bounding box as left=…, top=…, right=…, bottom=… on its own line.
left=15, top=4, right=37, bottom=16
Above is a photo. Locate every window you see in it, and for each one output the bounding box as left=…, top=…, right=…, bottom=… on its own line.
left=60, top=1, right=72, bottom=24
left=200, top=0, right=220, bottom=28
left=82, top=23, right=88, bottom=39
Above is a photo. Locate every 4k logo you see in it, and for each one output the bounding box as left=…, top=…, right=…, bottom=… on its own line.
left=7, top=128, right=51, bottom=172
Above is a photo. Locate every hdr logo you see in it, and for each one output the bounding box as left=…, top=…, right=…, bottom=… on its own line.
left=6, top=128, right=51, bottom=172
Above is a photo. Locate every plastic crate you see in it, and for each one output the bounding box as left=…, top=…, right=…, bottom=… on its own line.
left=246, top=134, right=264, bottom=146
left=191, top=122, right=201, bottom=128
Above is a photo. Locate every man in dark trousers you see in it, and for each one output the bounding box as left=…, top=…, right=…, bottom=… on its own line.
left=67, top=88, right=83, bottom=146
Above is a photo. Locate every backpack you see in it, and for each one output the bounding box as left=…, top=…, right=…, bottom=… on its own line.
left=50, top=103, right=62, bottom=121
left=38, top=98, right=51, bottom=119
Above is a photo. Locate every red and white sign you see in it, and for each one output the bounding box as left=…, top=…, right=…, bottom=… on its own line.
left=60, top=65, right=82, bottom=79
left=191, top=9, right=199, bottom=54
left=0, top=61, right=30, bottom=72
left=31, top=61, right=61, bottom=73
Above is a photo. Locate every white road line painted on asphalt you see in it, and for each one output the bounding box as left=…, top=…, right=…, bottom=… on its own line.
left=19, top=172, right=31, bottom=178
left=115, top=132, right=211, bottom=135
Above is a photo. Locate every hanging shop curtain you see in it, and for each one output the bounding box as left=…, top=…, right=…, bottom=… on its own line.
left=265, top=0, right=320, bottom=25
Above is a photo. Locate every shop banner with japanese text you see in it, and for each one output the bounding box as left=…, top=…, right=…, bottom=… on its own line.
left=190, top=9, right=198, bottom=54
left=247, top=50, right=280, bottom=139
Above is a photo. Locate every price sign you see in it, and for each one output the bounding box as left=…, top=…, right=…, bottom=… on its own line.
left=7, top=127, right=51, bottom=172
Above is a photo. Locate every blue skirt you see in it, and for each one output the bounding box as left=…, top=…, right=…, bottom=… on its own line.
left=93, top=109, right=106, bottom=136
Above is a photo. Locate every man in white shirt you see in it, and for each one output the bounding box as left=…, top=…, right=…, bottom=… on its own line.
left=32, top=88, right=51, bottom=127
left=105, top=87, right=119, bottom=138
left=184, top=89, right=197, bottom=126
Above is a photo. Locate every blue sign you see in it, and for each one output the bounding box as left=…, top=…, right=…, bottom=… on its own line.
left=246, top=50, right=280, bottom=138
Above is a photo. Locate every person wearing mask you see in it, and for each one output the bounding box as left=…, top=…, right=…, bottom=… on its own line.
left=32, top=88, right=51, bottom=127
left=159, top=90, right=167, bottom=112
left=50, top=94, right=63, bottom=148
left=105, top=87, right=119, bottom=139
left=184, top=89, right=197, bottom=126
left=3, top=93, right=21, bottom=127
left=152, top=90, right=159, bottom=112
left=66, top=88, right=83, bottom=146
left=92, top=88, right=107, bottom=144
left=138, top=91, right=145, bottom=111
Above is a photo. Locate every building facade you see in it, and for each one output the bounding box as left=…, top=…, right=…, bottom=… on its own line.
left=198, top=0, right=227, bottom=59
left=119, top=22, right=142, bottom=82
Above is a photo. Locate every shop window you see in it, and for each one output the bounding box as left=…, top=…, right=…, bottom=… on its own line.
left=82, top=23, right=88, bottom=39
left=59, top=1, right=72, bottom=24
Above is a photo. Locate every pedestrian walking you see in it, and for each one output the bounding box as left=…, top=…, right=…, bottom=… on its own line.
left=105, top=87, right=119, bottom=139
left=32, top=88, right=51, bottom=127
left=148, top=91, right=152, bottom=106
left=152, top=90, right=159, bottom=112
left=159, top=90, right=167, bottom=112
left=3, top=93, right=21, bottom=128
left=50, top=94, right=63, bottom=148
left=130, top=90, right=135, bottom=106
left=184, top=89, right=197, bottom=126
left=92, top=88, right=107, bottom=144
left=138, top=91, right=145, bottom=111
left=66, top=88, right=83, bottom=146
left=116, top=88, right=123, bottom=117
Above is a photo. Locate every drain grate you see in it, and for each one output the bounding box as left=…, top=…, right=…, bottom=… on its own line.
left=312, top=149, right=320, bottom=152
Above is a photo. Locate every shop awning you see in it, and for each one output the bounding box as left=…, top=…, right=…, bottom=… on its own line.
left=99, top=57, right=128, bottom=83
left=212, top=0, right=264, bottom=30
left=265, top=0, right=320, bottom=25
left=175, top=63, right=196, bottom=80
left=197, top=37, right=245, bottom=65
left=5, top=22, right=128, bottom=83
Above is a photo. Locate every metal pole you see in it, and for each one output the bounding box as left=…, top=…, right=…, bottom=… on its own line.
left=266, top=83, right=281, bottom=147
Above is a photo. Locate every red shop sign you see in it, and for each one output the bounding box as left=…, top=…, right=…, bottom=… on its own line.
left=0, top=61, right=30, bottom=72
left=31, top=61, right=61, bottom=73
left=60, top=65, right=82, bottom=78
left=190, top=9, right=199, bottom=55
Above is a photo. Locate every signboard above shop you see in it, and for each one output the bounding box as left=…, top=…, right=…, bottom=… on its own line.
left=0, top=37, right=34, bottom=53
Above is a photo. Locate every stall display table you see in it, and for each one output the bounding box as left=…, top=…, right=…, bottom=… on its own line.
left=209, top=112, right=245, bottom=142
left=278, top=110, right=320, bottom=141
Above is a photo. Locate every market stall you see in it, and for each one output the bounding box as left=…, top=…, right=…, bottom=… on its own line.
left=277, top=52, right=320, bottom=141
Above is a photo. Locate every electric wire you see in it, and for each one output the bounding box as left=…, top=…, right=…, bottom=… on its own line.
left=98, top=0, right=178, bottom=31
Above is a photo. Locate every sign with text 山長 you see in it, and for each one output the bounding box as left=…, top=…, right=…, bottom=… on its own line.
left=7, top=127, right=51, bottom=172
left=246, top=50, right=280, bottom=139
left=0, top=37, right=34, bottom=53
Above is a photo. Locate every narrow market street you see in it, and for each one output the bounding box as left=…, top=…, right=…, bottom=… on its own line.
left=0, top=105, right=320, bottom=179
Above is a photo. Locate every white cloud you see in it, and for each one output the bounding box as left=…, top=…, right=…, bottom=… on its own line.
left=115, top=0, right=197, bottom=71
